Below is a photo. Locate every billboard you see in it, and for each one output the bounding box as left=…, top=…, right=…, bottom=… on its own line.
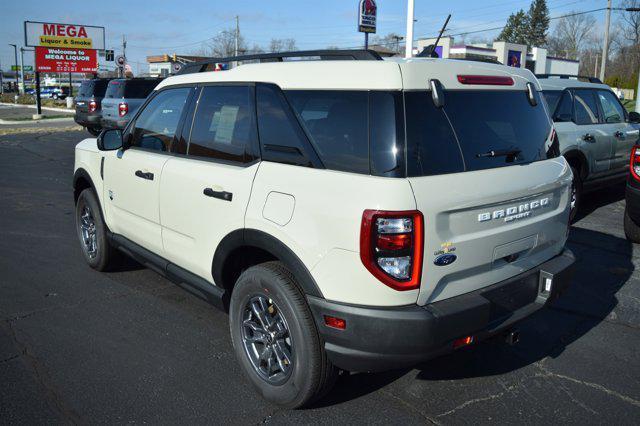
left=25, top=21, right=105, bottom=50
left=358, top=0, right=377, bottom=33
left=35, top=47, right=98, bottom=73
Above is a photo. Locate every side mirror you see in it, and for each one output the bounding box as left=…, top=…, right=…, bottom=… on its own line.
left=97, top=129, right=123, bottom=151
left=629, top=111, right=640, bottom=124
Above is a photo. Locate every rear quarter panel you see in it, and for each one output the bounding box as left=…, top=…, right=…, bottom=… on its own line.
left=245, top=162, right=420, bottom=306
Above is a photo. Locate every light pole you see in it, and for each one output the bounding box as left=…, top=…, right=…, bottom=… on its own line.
left=600, top=5, right=640, bottom=83
left=405, top=0, right=415, bottom=58
left=19, top=47, right=26, bottom=95
left=8, top=44, right=18, bottom=92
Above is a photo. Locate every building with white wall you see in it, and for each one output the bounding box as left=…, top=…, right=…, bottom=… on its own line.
left=415, top=37, right=580, bottom=76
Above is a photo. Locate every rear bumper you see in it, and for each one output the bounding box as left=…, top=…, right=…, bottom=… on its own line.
left=308, top=248, right=575, bottom=372
left=74, top=112, right=102, bottom=127
left=626, top=179, right=640, bottom=222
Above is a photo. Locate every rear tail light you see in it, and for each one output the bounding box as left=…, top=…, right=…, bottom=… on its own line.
left=457, top=75, right=515, bottom=86
left=118, top=102, right=128, bottom=117
left=453, top=336, right=474, bottom=349
left=630, top=146, right=640, bottom=181
left=88, top=100, right=98, bottom=112
left=360, top=210, right=424, bottom=291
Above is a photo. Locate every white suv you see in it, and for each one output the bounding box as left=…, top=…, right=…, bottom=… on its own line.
left=73, top=50, right=575, bottom=408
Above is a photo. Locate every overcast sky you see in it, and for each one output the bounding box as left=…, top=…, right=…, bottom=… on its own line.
left=1, top=0, right=607, bottom=75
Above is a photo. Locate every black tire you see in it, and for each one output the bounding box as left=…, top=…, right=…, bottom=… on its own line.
left=75, top=188, right=115, bottom=271
left=87, top=127, right=101, bottom=136
left=624, top=207, right=640, bottom=243
left=569, top=166, right=582, bottom=223
left=229, top=261, right=337, bottom=408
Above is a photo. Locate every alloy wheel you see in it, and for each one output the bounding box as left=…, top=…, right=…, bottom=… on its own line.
left=241, top=295, right=293, bottom=385
left=80, top=205, right=98, bottom=259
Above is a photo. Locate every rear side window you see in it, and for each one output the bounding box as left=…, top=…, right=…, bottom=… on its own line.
left=188, top=86, right=258, bottom=164
left=124, top=80, right=160, bottom=98
left=573, top=89, right=600, bottom=125
left=597, top=90, right=625, bottom=123
left=542, top=90, right=562, bottom=114
left=286, top=90, right=369, bottom=174
left=553, top=91, right=573, bottom=122
left=256, top=84, right=316, bottom=167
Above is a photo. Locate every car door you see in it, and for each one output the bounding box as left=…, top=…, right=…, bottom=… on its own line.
left=596, top=89, right=637, bottom=173
left=572, top=89, right=611, bottom=178
left=103, top=86, right=192, bottom=254
left=159, top=85, right=261, bottom=281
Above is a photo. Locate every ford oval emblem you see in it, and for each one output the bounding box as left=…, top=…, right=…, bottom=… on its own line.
left=434, top=253, right=457, bottom=266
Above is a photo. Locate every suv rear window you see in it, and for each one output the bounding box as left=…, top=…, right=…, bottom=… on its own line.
left=105, top=80, right=159, bottom=99
left=78, top=80, right=109, bottom=97
left=406, top=90, right=553, bottom=176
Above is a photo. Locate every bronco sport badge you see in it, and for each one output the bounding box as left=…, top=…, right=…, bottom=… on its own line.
left=478, top=197, right=550, bottom=223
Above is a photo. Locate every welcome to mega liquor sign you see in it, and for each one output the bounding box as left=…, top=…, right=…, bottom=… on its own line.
left=25, top=21, right=104, bottom=73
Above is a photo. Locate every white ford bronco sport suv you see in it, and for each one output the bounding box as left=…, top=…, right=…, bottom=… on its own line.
left=73, top=50, right=575, bottom=408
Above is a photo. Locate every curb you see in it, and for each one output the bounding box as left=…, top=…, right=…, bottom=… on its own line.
left=0, top=102, right=74, bottom=114
left=0, top=117, right=76, bottom=125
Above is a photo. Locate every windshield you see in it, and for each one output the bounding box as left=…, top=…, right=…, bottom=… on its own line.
left=406, top=90, right=554, bottom=176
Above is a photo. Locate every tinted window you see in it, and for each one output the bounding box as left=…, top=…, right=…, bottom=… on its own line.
left=78, top=81, right=94, bottom=97
left=125, top=80, right=160, bottom=98
left=553, top=91, right=573, bottom=122
left=444, top=90, right=552, bottom=171
left=130, top=88, right=190, bottom=151
left=573, top=89, right=600, bottom=125
left=188, top=86, right=257, bottom=164
left=105, top=80, right=125, bottom=98
left=370, top=91, right=405, bottom=177
left=256, top=84, right=315, bottom=166
left=542, top=90, right=562, bottom=114
left=405, top=92, right=464, bottom=177
left=597, top=90, right=625, bottom=123
left=286, top=90, right=369, bottom=174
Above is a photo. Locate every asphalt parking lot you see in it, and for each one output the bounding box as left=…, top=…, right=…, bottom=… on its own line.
left=1, top=128, right=639, bottom=424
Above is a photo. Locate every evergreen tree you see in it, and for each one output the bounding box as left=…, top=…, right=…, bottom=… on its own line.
left=527, top=0, right=550, bottom=47
left=497, top=10, right=530, bottom=45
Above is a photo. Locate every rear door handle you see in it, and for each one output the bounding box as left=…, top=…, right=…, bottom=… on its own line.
left=203, top=188, right=233, bottom=201
left=135, top=170, right=154, bottom=180
left=582, top=133, right=595, bottom=142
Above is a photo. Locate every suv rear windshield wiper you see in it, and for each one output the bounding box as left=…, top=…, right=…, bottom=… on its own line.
left=476, top=148, right=521, bottom=159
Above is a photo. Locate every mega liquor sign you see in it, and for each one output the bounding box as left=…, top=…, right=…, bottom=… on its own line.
left=35, top=47, right=98, bottom=73
left=25, top=21, right=105, bottom=50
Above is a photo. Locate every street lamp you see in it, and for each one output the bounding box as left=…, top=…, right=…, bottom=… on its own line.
left=8, top=44, right=18, bottom=92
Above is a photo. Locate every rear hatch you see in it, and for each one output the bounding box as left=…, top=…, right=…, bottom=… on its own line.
left=102, top=79, right=126, bottom=121
left=102, top=79, right=158, bottom=121
left=401, top=64, right=572, bottom=305
left=75, top=80, right=109, bottom=113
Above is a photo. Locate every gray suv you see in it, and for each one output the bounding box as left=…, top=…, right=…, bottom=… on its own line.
left=101, top=78, right=162, bottom=130
left=539, top=75, right=640, bottom=221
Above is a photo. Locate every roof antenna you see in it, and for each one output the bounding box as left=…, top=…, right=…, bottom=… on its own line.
left=418, top=14, right=451, bottom=58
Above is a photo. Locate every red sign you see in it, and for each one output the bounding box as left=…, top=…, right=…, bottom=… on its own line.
left=35, top=47, right=97, bottom=73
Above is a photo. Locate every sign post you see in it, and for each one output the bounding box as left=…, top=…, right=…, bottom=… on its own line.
left=358, top=0, right=377, bottom=50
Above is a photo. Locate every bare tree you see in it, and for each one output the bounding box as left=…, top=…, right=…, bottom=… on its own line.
left=200, top=29, right=247, bottom=57
left=370, top=33, right=404, bottom=53
left=269, top=38, right=297, bottom=53
left=547, top=12, right=596, bottom=59
left=619, top=0, right=640, bottom=45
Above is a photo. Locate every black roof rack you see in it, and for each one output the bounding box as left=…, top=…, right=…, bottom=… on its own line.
left=535, top=74, right=602, bottom=84
left=176, top=49, right=383, bottom=75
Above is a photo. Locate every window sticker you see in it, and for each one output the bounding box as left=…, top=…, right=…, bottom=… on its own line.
left=214, top=106, right=240, bottom=144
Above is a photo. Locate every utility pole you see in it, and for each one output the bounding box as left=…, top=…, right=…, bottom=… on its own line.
left=19, top=47, right=25, bottom=94
left=600, top=0, right=612, bottom=82
left=9, top=44, right=18, bottom=92
left=235, top=15, right=239, bottom=57
left=0, top=57, right=4, bottom=95
left=121, top=35, right=127, bottom=78
left=594, top=53, right=598, bottom=77
left=405, top=0, right=415, bottom=58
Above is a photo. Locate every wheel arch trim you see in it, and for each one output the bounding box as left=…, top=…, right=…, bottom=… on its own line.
left=212, top=229, right=324, bottom=298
